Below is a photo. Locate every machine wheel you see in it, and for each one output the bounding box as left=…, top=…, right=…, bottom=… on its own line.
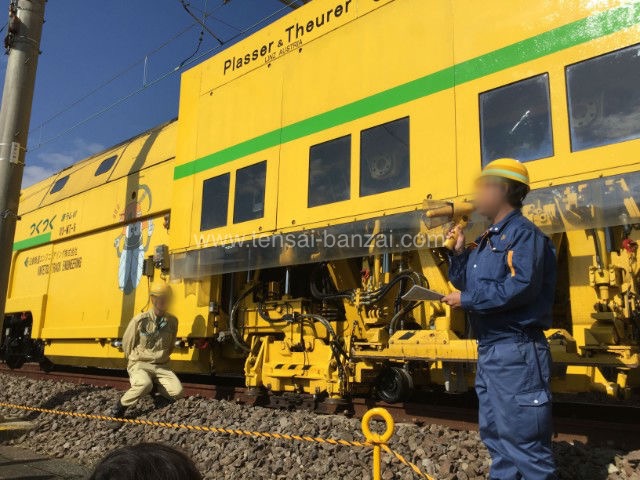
left=5, top=355, right=25, bottom=370
left=375, top=366, right=412, bottom=403
left=39, top=358, right=54, bottom=373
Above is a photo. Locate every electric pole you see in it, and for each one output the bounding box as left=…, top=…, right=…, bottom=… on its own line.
left=0, top=0, right=46, bottom=319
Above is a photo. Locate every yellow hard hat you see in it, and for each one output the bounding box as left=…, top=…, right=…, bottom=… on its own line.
left=480, top=158, right=530, bottom=187
left=149, top=282, right=172, bottom=298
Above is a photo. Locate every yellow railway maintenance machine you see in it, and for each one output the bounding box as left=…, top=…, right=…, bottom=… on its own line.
left=4, top=0, right=640, bottom=406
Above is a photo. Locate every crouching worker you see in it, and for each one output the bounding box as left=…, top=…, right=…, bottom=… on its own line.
left=441, top=159, right=557, bottom=480
left=110, top=282, right=183, bottom=420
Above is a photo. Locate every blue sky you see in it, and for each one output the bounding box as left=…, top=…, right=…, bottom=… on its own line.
left=0, top=0, right=292, bottom=187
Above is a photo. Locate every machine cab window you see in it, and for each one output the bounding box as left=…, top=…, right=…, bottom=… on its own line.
left=360, top=117, right=410, bottom=197
left=94, top=155, right=117, bottom=176
left=233, top=161, right=267, bottom=223
left=566, top=43, right=640, bottom=151
left=479, top=74, right=553, bottom=165
left=50, top=175, right=70, bottom=194
left=200, top=173, right=230, bottom=231
left=308, top=135, right=351, bottom=208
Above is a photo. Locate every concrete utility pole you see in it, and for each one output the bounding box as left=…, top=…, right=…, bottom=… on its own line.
left=0, top=0, right=46, bottom=319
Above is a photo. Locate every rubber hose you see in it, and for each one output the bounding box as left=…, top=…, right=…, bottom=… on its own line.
left=229, top=285, right=258, bottom=352
left=309, top=264, right=353, bottom=300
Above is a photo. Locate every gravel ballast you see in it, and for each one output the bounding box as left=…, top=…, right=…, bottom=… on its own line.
left=0, top=373, right=638, bottom=479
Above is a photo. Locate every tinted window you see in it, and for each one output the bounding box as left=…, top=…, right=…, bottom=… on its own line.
left=234, top=161, right=267, bottom=223
left=50, top=175, right=69, bottom=194
left=94, top=155, right=117, bottom=176
left=360, top=117, right=410, bottom=196
left=567, top=44, right=640, bottom=151
left=480, top=74, right=553, bottom=165
left=308, top=135, right=351, bottom=207
left=200, top=173, right=230, bottom=231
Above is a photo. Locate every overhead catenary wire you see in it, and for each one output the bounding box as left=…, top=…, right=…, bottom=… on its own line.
left=191, top=7, right=242, bottom=32
left=27, top=0, right=232, bottom=144
left=180, top=0, right=224, bottom=44
left=31, top=23, right=197, bottom=133
left=178, top=0, right=208, bottom=68
left=186, top=2, right=243, bottom=31
left=27, top=1, right=294, bottom=152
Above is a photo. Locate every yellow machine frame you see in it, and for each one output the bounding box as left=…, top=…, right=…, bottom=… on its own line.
left=5, top=0, right=640, bottom=401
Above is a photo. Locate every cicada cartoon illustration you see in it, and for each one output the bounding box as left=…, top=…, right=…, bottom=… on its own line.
left=113, top=185, right=153, bottom=294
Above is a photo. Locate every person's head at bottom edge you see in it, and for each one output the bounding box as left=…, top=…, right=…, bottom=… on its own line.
left=88, top=442, right=202, bottom=480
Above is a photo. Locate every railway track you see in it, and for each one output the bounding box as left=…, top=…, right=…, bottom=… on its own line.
left=0, top=363, right=241, bottom=400
left=1, top=363, right=639, bottom=450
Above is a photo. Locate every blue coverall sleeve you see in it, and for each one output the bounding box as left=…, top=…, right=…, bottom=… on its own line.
left=448, top=250, right=469, bottom=291
left=460, top=229, right=546, bottom=313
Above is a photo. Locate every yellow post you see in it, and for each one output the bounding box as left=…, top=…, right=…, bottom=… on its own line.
left=361, top=407, right=395, bottom=480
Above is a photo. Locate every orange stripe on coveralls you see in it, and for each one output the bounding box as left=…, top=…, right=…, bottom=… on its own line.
left=507, top=250, right=516, bottom=277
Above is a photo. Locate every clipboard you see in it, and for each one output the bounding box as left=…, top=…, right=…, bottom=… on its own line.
left=401, top=285, right=444, bottom=302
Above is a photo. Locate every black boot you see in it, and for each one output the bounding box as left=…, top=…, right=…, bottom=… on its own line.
left=106, top=399, right=127, bottom=430
left=152, top=395, right=174, bottom=410
left=110, top=399, right=127, bottom=417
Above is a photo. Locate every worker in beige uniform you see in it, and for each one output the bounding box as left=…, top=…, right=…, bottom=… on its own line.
left=110, top=282, right=183, bottom=420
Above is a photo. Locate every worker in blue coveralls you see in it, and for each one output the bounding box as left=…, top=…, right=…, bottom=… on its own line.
left=441, top=158, right=557, bottom=480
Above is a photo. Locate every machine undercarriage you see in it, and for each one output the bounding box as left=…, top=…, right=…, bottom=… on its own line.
left=207, top=177, right=640, bottom=403
left=2, top=177, right=640, bottom=403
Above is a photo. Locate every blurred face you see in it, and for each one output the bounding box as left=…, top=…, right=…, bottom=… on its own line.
left=474, top=177, right=509, bottom=219
left=151, top=294, right=170, bottom=315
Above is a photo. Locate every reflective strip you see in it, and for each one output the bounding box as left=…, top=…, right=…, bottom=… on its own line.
left=507, top=250, right=516, bottom=277
left=481, top=168, right=529, bottom=184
